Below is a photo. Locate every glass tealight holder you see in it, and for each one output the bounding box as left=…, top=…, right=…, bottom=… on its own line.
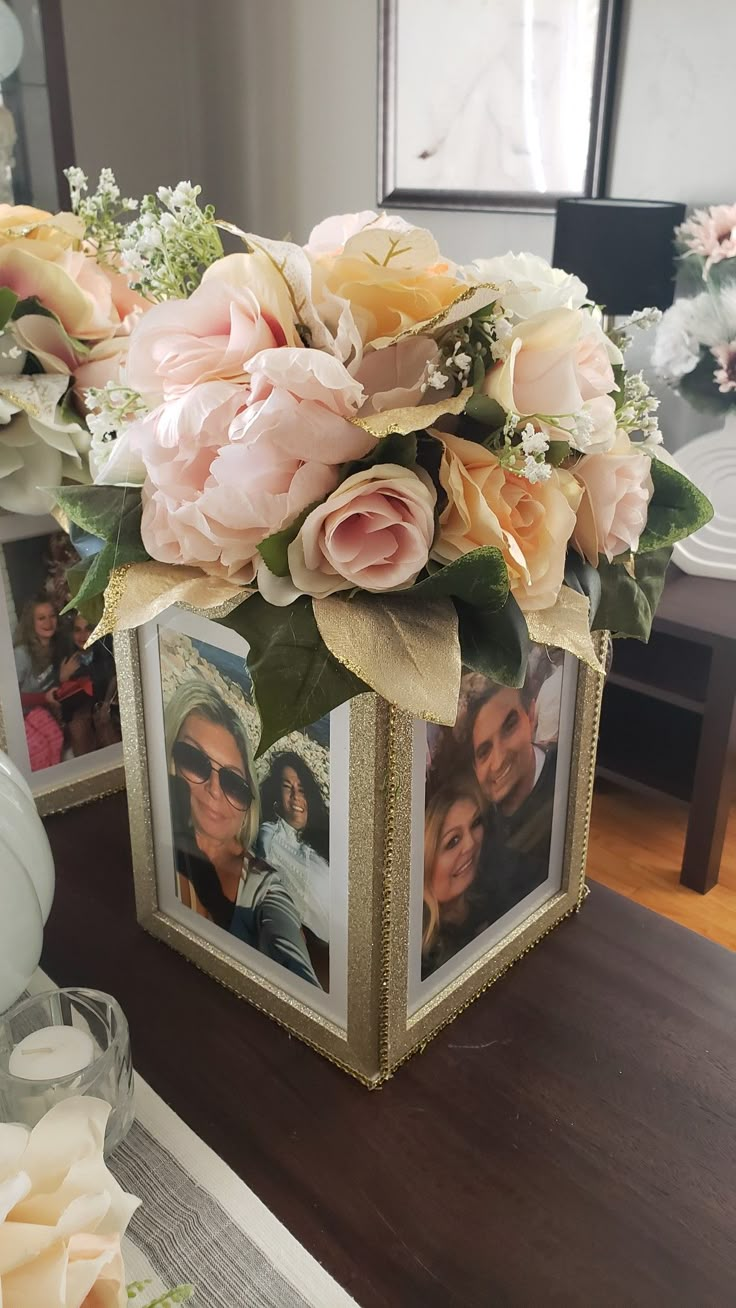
left=0, top=988, right=134, bottom=1153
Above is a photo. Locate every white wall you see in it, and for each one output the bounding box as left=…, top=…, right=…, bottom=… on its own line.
left=60, top=0, right=204, bottom=202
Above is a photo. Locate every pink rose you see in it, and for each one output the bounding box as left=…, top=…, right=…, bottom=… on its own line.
left=125, top=276, right=285, bottom=403
left=484, top=308, right=620, bottom=418
left=572, top=430, right=654, bottom=563
left=353, top=336, right=441, bottom=414
left=75, top=337, right=130, bottom=401
left=278, top=463, right=436, bottom=599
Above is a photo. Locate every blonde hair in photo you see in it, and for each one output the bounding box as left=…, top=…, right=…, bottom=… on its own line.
left=165, top=677, right=261, bottom=851
left=422, top=775, right=484, bottom=957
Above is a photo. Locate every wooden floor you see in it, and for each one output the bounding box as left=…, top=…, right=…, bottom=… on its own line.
left=588, top=781, right=736, bottom=952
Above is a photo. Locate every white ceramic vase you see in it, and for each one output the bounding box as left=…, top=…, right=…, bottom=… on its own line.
left=672, top=412, right=736, bottom=579
left=0, top=751, right=55, bottom=1012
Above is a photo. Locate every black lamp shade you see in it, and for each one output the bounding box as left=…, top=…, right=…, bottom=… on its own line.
left=552, top=198, right=686, bottom=316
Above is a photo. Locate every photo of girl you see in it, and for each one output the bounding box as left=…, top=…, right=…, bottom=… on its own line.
left=5, top=528, right=121, bottom=773
left=159, top=628, right=333, bottom=993
left=421, top=648, right=565, bottom=983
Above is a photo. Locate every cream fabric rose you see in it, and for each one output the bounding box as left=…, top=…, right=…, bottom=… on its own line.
left=483, top=308, right=620, bottom=419
left=266, top=463, right=436, bottom=602
left=434, top=433, right=581, bottom=611
left=572, top=429, right=654, bottom=564
left=468, top=251, right=589, bottom=320
left=0, top=1096, right=139, bottom=1308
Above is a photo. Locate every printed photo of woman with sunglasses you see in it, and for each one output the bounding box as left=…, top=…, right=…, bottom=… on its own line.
left=165, top=679, right=320, bottom=988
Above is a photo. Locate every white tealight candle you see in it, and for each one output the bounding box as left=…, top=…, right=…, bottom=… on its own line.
left=8, top=1025, right=95, bottom=1081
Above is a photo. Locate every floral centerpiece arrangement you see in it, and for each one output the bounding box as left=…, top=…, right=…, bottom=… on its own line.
left=0, top=1096, right=192, bottom=1306
left=0, top=175, right=161, bottom=514
left=653, top=203, right=736, bottom=413
left=53, top=172, right=711, bottom=748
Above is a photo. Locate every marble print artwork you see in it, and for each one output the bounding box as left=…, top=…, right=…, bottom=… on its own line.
left=392, top=0, right=601, bottom=196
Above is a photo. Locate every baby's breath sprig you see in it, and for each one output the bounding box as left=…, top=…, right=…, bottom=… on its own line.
left=85, top=382, right=146, bottom=443
left=64, top=167, right=138, bottom=266
left=120, top=182, right=224, bottom=302
left=616, top=369, right=662, bottom=443
left=486, top=413, right=553, bottom=483
left=607, top=305, right=663, bottom=354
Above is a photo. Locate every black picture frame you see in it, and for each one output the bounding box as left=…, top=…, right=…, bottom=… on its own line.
left=377, top=0, right=623, bottom=214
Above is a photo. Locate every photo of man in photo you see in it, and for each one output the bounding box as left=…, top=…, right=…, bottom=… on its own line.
left=421, top=652, right=563, bottom=981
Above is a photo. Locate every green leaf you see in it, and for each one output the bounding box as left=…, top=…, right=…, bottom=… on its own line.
left=464, top=392, right=505, bottom=428
left=547, top=439, right=570, bottom=466
left=257, top=501, right=319, bottom=578
left=638, top=456, right=713, bottom=553
left=564, top=553, right=602, bottom=623
left=0, top=287, right=18, bottom=330
left=66, top=559, right=104, bottom=628
left=413, top=546, right=509, bottom=611
left=593, top=547, right=673, bottom=641
left=222, top=595, right=369, bottom=755
left=53, top=484, right=150, bottom=555
left=340, top=431, right=418, bottom=483
left=457, top=592, right=530, bottom=687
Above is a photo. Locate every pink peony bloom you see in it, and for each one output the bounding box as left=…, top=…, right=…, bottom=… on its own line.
left=712, top=342, right=736, bottom=392
left=125, top=276, right=285, bottom=403
left=677, top=204, right=736, bottom=271
left=572, top=430, right=654, bottom=564
left=281, top=463, right=436, bottom=599
left=137, top=377, right=348, bottom=585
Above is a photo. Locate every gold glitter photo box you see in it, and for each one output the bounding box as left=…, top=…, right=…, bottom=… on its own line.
left=116, top=606, right=605, bottom=1087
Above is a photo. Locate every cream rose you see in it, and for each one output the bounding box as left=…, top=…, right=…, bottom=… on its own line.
left=483, top=307, right=620, bottom=419
left=468, top=251, right=589, bottom=320
left=281, top=463, right=436, bottom=599
left=0, top=1096, right=139, bottom=1308
left=572, top=429, right=654, bottom=563
left=434, top=433, right=581, bottom=611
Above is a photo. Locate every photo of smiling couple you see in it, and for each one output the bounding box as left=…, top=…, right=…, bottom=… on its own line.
left=422, top=649, right=565, bottom=982
left=160, top=629, right=331, bottom=992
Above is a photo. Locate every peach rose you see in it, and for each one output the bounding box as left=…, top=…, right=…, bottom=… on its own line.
left=311, top=215, right=465, bottom=347
left=434, top=433, right=581, bottom=610
left=0, top=1096, right=139, bottom=1308
left=125, top=273, right=286, bottom=403
left=484, top=308, right=620, bottom=418
left=276, top=463, right=436, bottom=599
left=572, top=429, right=654, bottom=564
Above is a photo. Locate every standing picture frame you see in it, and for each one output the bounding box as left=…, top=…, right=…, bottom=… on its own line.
left=0, top=512, right=124, bottom=815
left=378, top=0, right=622, bottom=213
left=118, top=603, right=606, bottom=1085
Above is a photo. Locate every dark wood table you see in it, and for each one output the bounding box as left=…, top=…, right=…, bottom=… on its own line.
left=42, top=794, right=736, bottom=1308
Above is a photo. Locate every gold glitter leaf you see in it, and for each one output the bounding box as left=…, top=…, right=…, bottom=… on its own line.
left=525, top=587, right=605, bottom=673
left=351, top=388, right=471, bottom=438
left=89, top=562, right=251, bottom=643
left=314, top=592, right=461, bottom=725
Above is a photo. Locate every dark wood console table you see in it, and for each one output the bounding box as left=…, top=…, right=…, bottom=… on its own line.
left=598, top=565, right=736, bottom=893
left=41, top=794, right=736, bottom=1307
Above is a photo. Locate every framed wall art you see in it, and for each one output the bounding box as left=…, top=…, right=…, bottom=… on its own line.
left=118, top=601, right=606, bottom=1086
left=0, top=512, right=124, bottom=814
left=378, top=0, right=622, bottom=212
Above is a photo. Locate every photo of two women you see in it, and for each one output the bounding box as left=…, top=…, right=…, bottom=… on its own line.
left=7, top=530, right=120, bottom=772
left=160, top=630, right=330, bottom=992
left=422, top=650, right=564, bottom=982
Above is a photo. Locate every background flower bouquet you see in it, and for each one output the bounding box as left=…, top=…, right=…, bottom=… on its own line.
left=53, top=175, right=711, bottom=746
left=0, top=175, right=154, bottom=515
left=653, top=204, right=736, bottom=413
